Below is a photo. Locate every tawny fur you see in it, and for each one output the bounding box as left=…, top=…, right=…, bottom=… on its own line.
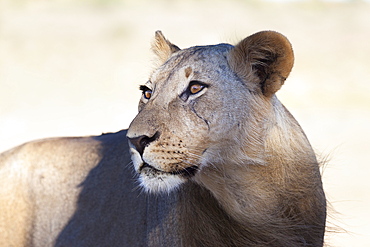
left=0, top=31, right=326, bottom=246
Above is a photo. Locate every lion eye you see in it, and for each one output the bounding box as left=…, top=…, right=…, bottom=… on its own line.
left=140, top=85, right=152, bottom=100
left=188, top=81, right=206, bottom=95
left=143, top=90, right=152, bottom=99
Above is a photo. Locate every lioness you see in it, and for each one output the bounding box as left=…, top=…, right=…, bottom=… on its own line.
left=0, top=31, right=326, bottom=246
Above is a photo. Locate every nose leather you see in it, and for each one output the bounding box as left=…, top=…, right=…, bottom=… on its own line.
left=127, top=132, right=160, bottom=156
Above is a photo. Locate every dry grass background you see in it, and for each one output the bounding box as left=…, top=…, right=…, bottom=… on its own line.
left=1, top=0, right=369, bottom=245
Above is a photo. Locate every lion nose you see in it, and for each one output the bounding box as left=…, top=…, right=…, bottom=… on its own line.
left=127, top=132, right=160, bottom=156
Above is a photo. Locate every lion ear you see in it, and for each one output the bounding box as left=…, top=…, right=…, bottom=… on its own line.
left=227, top=31, right=294, bottom=98
left=151, top=31, right=181, bottom=64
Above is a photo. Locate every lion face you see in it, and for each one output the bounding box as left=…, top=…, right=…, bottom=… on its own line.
left=127, top=45, right=245, bottom=193
left=127, top=31, right=294, bottom=193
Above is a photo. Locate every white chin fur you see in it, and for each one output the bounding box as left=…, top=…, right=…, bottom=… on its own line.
left=139, top=173, right=186, bottom=194
left=129, top=145, right=187, bottom=193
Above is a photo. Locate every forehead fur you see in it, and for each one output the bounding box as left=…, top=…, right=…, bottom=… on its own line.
left=152, top=31, right=294, bottom=98
left=151, top=44, right=233, bottom=74
left=149, top=44, right=236, bottom=97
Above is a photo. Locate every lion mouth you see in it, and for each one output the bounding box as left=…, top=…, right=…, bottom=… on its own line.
left=139, top=162, right=198, bottom=178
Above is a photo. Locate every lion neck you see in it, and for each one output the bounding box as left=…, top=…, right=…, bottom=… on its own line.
left=187, top=97, right=326, bottom=246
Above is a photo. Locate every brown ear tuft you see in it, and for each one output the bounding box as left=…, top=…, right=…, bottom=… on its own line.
left=151, top=31, right=181, bottom=65
left=227, top=31, right=294, bottom=98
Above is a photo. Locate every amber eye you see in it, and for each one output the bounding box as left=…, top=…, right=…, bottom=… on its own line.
left=140, top=85, right=152, bottom=100
left=143, top=90, right=152, bottom=100
left=188, top=81, right=206, bottom=95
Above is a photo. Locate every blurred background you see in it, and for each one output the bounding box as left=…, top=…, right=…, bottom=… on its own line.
left=0, top=0, right=369, bottom=245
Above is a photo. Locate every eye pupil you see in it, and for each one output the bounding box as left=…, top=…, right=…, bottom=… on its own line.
left=190, top=84, right=204, bottom=94
left=144, top=90, right=152, bottom=99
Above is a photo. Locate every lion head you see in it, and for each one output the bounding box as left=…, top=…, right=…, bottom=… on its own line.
left=127, top=30, right=295, bottom=193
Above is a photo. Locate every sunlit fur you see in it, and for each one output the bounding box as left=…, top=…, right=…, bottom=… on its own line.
left=0, top=31, right=326, bottom=247
left=127, top=31, right=326, bottom=246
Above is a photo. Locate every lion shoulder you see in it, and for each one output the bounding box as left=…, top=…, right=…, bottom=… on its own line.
left=0, top=130, right=136, bottom=246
